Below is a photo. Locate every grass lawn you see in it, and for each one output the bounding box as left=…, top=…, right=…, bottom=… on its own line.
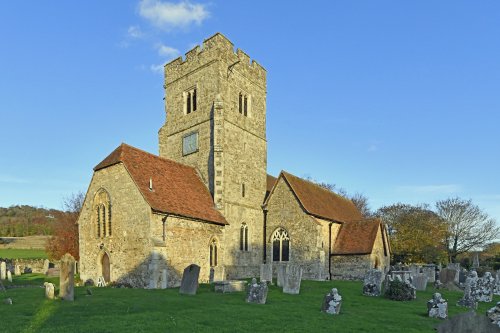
left=0, top=248, right=48, bottom=259
left=0, top=275, right=497, bottom=333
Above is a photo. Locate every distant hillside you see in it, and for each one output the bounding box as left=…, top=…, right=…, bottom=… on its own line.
left=0, top=205, right=64, bottom=237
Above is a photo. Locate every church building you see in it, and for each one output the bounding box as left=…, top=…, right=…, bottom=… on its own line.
left=77, top=33, right=390, bottom=288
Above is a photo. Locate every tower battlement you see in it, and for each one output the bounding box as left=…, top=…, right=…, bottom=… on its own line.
left=164, top=33, right=266, bottom=86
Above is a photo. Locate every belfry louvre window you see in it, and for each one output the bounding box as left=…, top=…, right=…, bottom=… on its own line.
left=240, top=223, right=248, bottom=251
left=238, top=93, right=249, bottom=117
left=185, top=87, right=197, bottom=114
left=272, top=228, right=290, bottom=262
left=94, top=189, right=112, bottom=238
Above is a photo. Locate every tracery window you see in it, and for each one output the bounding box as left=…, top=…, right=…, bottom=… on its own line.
left=94, top=189, right=112, bottom=238
left=209, top=238, right=218, bottom=267
left=240, top=223, right=248, bottom=251
left=272, top=228, right=290, bottom=262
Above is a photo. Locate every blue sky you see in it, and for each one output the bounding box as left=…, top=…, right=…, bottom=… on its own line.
left=0, top=1, right=499, bottom=222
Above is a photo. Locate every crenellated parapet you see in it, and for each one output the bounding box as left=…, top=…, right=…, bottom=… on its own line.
left=164, top=32, right=266, bottom=86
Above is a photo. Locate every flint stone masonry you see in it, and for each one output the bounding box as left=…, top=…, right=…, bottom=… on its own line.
left=44, top=282, right=55, bottom=300
left=427, top=292, right=448, bottom=319
left=322, top=288, right=342, bottom=315
left=260, top=263, right=272, bottom=284
left=363, top=269, right=383, bottom=296
left=283, top=264, right=302, bottom=294
left=179, top=264, right=200, bottom=295
left=246, top=278, right=268, bottom=304
left=436, top=311, right=500, bottom=333
left=59, top=253, right=75, bottom=301
left=214, top=280, right=247, bottom=293
left=413, top=273, right=428, bottom=291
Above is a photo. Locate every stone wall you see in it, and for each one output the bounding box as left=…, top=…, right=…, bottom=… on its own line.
left=78, top=163, right=153, bottom=287
left=330, top=254, right=372, bottom=280
left=370, top=225, right=391, bottom=273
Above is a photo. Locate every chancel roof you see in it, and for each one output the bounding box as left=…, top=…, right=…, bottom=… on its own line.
left=332, top=219, right=383, bottom=255
left=94, top=143, right=227, bottom=226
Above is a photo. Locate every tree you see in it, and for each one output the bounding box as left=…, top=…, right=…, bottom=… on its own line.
left=376, top=203, right=448, bottom=263
left=45, top=192, right=84, bottom=261
left=436, top=197, right=500, bottom=263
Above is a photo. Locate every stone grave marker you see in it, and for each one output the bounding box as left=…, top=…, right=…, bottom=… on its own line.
left=362, top=269, right=383, bottom=296
left=43, top=259, right=50, bottom=274
left=391, top=270, right=412, bottom=283
left=161, top=269, right=168, bottom=289
left=436, top=311, right=500, bottom=333
left=59, top=253, right=75, bottom=301
left=459, top=270, right=467, bottom=284
left=14, top=265, right=21, bottom=276
left=321, top=288, right=342, bottom=315
left=439, top=268, right=458, bottom=284
left=209, top=265, right=225, bottom=283
left=214, top=280, right=247, bottom=293
left=44, top=282, right=55, bottom=300
left=148, top=251, right=161, bottom=289
left=487, top=302, right=500, bottom=328
left=427, top=292, right=447, bottom=319
left=447, top=263, right=460, bottom=284
left=283, top=264, right=302, bottom=294
left=472, top=252, right=480, bottom=269
left=495, top=270, right=500, bottom=296
left=179, top=264, right=200, bottom=295
left=457, top=275, right=477, bottom=309
left=413, top=273, right=428, bottom=291
left=276, top=264, right=286, bottom=287
left=260, top=263, right=272, bottom=284
left=476, top=271, right=495, bottom=302
left=7, top=271, right=12, bottom=283
left=409, top=264, right=420, bottom=278
left=246, top=278, right=268, bottom=304
left=0, top=262, right=5, bottom=280
left=422, top=264, right=436, bottom=283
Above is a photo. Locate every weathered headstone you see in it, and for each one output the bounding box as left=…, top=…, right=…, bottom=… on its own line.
left=276, top=265, right=286, bottom=287
left=210, top=265, right=225, bottom=283
left=459, top=270, right=467, bottom=284
left=3, top=298, right=12, bottom=305
left=447, top=263, right=460, bottom=284
left=43, top=259, right=50, bottom=274
left=427, top=292, right=448, bottom=319
left=422, top=264, right=436, bottom=283
left=14, top=265, right=21, bottom=276
left=487, top=302, right=500, bottom=328
left=260, top=263, right=272, bottom=284
left=362, top=269, right=383, bottom=296
left=409, top=264, right=420, bottom=278
left=472, top=252, right=480, bottom=269
left=160, top=269, right=168, bottom=289
left=148, top=251, right=161, bottom=289
left=476, top=271, right=495, bottom=302
left=321, top=288, right=342, bottom=315
left=391, top=270, right=412, bottom=283
left=385, top=277, right=416, bottom=301
left=59, top=253, right=75, bottom=301
left=44, top=282, right=55, bottom=300
left=0, top=262, right=5, bottom=280
left=413, top=273, right=428, bottom=291
left=283, top=264, right=302, bottom=294
left=214, top=280, right=247, bottom=293
left=436, top=311, right=500, bottom=333
left=246, top=278, right=268, bottom=304
left=179, top=264, right=200, bottom=295
left=495, top=270, right=500, bottom=296
left=457, top=275, right=478, bottom=309
left=6, top=271, right=12, bottom=283
left=440, top=268, right=458, bottom=284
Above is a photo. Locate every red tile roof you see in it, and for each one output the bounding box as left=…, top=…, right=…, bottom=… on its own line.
left=332, top=219, right=381, bottom=255
left=94, top=143, right=227, bottom=225
left=266, top=174, right=277, bottom=193
left=279, top=171, right=363, bottom=223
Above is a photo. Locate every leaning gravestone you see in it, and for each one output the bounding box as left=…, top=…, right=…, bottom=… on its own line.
left=427, top=292, right=448, bottom=319
left=276, top=265, right=286, bottom=287
left=59, top=253, right=75, bottom=301
left=488, top=302, right=500, bottom=328
left=179, top=264, right=200, bottom=295
left=14, top=265, right=21, bottom=276
left=0, top=262, right=6, bottom=280
left=436, top=311, right=500, bottom=333
left=362, top=269, right=383, bottom=296
left=246, top=278, right=268, bottom=304
left=321, top=288, right=342, bottom=315
left=413, top=273, right=428, bottom=291
left=283, top=264, right=302, bottom=294
left=44, top=282, right=55, bottom=300
left=260, top=263, right=273, bottom=284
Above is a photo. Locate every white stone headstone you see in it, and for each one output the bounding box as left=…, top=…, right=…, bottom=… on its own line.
left=161, top=269, right=168, bottom=289
left=0, top=262, right=6, bottom=280
left=283, top=264, right=303, bottom=294
left=14, top=265, right=21, bottom=276
left=44, top=282, right=55, bottom=300
left=43, top=259, right=50, bottom=274
left=7, top=271, right=12, bottom=283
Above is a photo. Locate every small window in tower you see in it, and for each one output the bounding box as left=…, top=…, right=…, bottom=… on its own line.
left=243, top=96, right=248, bottom=116
left=238, top=93, right=243, bottom=114
left=238, top=92, right=250, bottom=117
left=192, top=88, right=197, bottom=111
left=186, top=92, right=191, bottom=114
left=242, top=183, right=245, bottom=198
left=184, top=87, right=197, bottom=115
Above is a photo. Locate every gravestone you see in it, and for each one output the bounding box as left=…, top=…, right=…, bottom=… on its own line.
left=385, top=277, right=416, bottom=301
left=0, top=262, right=5, bottom=280
left=44, top=282, right=55, bottom=300
left=422, top=265, right=436, bottom=283
left=14, top=265, right=21, bottom=276
left=246, top=278, right=268, bottom=304
left=476, top=272, right=495, bottom=302
left=179, top=264, right=200, bottom=295
left=321, top=288, right=342, bottom=315
left=283, top=264, right=302, bottom=294
left=440, top=268, right=458, bottom=284
left=472, top=252, right=480, bottom=269
left=214, top=280, right=247, bottom=293
left=362, top=269, right=383, bottom=296
left=260, top=263, right=272, bottom=284
left=436, top=311, right=500, bottom=333
left=7, top=271, right=12, bottom=283
left=391, top=270, right=412, bottom=283
left=447, top=263, right=460, bottom=284
left=276, top=265, right=286, bottom=287
left=457, top=275, right=477, bottom=309
left=3, top=298, right=12, bottom=305
left=413, top=273, right=428, bottom=291
left=209, top=266, right=225, bottom=283
left=459, top=270, right=467, bottom=284
left=409, top=264, right=420, bottom=278
left=43, top=259, right=50, bottom=274
left=148, top=251, right=161, bottom=289
left=427, top=292, right=448, bottom=319
left=59, top=253, right=75, bottom=301
left=495, top=270, right=500, bottom=296
left=487, top=302, right=500, bottom=328
left=161, top=269, right=168, bottom=289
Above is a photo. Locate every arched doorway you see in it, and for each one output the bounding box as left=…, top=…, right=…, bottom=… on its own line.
left=101, top=253, right=110, bottom=283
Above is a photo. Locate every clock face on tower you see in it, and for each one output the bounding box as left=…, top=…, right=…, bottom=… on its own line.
left=182, top=132, right=198, bottom=156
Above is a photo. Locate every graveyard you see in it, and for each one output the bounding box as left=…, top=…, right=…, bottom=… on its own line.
left=0, top=271, right=499, bottom=332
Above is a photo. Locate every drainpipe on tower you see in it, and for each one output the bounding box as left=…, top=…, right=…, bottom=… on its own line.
left=328, top=222, right=332, bottom=280
left=262, top=207, right=268, bottom=264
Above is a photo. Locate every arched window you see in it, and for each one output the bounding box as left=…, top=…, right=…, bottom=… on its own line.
left=94, top=189, right=111, bottom=238
left=240, top=223, right=248, bottom=251
left=272, top=228, right=290, bottom=262
left=209, top=238, right=218, bottom=267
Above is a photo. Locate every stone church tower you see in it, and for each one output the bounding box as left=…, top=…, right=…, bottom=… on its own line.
left=158, top=33, right=267, bottom=277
